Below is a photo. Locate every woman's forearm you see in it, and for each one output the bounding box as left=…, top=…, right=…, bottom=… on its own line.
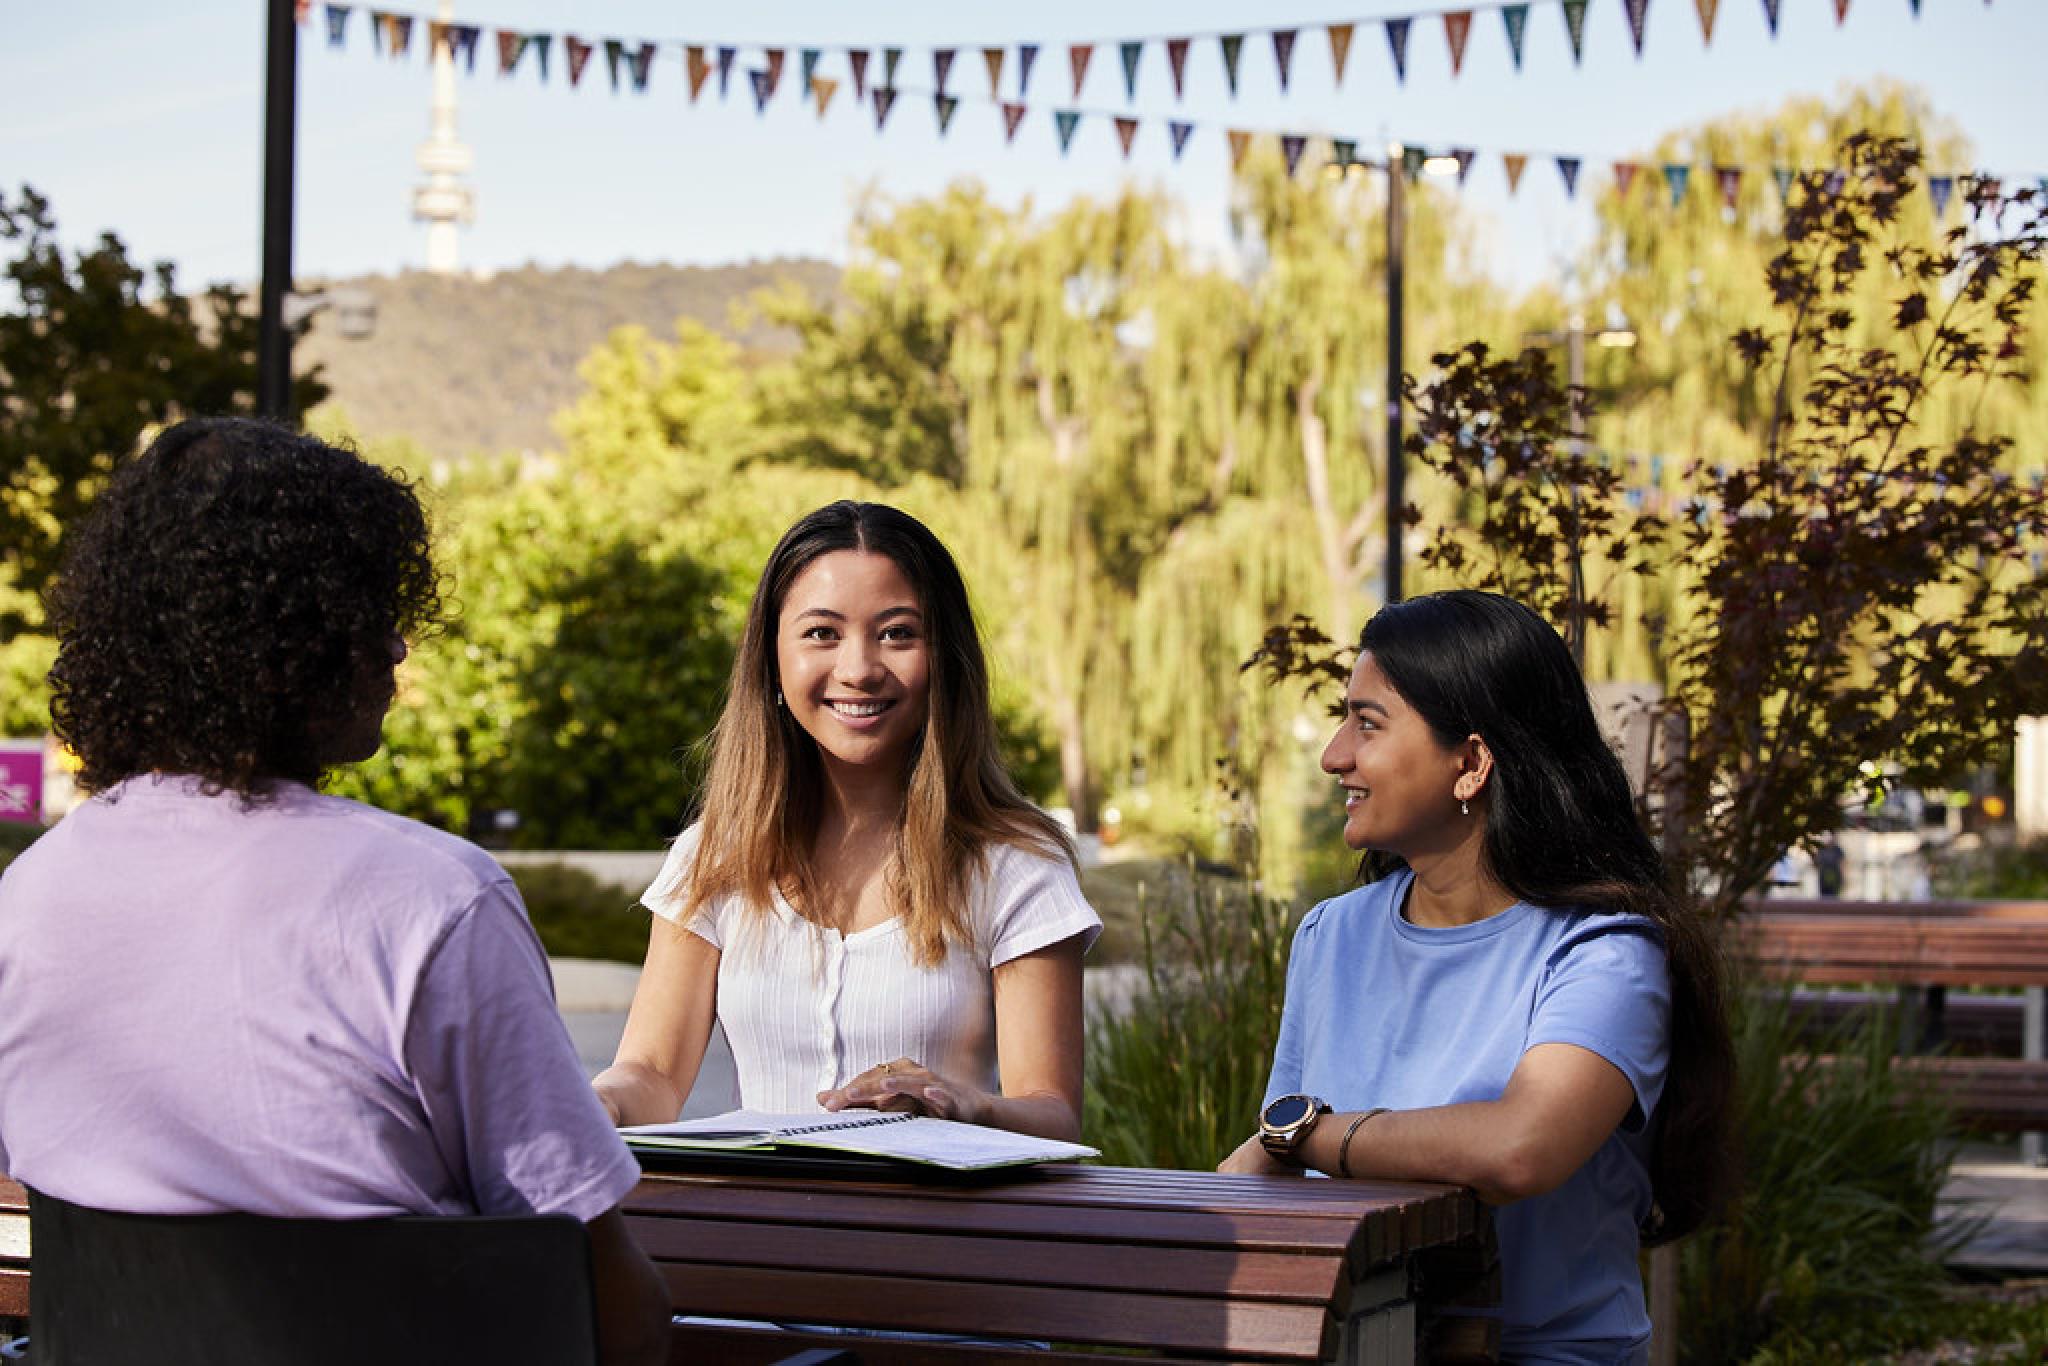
left=591, top=1060, right=688, bottom=1129
left=979, top=1088, right=1083, bottom=1143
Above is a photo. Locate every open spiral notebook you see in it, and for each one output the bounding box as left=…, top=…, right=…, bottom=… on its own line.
left=622, top=1108, right=1098, bottom=1172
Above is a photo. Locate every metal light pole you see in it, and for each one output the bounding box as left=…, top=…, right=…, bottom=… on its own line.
left=1383, top=148, right=1407, bottom=607
left=258, top=0, right=298, bottom=421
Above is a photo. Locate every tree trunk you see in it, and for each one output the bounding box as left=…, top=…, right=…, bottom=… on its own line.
left=1051, top=687, right=1098, bottom=834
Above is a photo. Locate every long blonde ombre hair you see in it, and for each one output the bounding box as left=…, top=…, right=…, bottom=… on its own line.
left=679, top=501, right=1075, bottom=966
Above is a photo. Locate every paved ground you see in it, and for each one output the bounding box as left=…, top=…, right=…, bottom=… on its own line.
left=553, top=956, right=2048, bottom=1272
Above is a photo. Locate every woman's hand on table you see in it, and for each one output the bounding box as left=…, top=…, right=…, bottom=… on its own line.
left=819, top=1056, right=991, bottom=1125
left=1218, top=1133, right=1295, bottom=1176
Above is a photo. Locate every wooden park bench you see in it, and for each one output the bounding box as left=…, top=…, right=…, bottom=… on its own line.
left=2, top=1165, right=1497, bottom=1364
left=1740, top=898, right=2048, bottom=1140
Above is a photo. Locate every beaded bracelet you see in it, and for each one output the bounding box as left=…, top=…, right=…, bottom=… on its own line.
left=1337, top=1107, right=1391, bottom=1179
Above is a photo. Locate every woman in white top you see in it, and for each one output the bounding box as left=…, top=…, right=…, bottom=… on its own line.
left=594, top=501, right=1100, bottom=1140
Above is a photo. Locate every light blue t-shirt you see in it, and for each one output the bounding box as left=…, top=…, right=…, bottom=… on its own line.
left=1264, top=870, right=1670, bottom=1366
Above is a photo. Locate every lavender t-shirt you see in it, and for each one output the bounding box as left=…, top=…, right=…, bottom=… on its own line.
left=0, top=775, right=639, bottom=1222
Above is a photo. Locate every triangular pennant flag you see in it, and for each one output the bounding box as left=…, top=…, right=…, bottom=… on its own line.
left=717, top=46, right=736, bottom=98
left=1908, top=0, right=1922, bottom=13
left=802, top=49, right=821, bottom=90
left=529, top=33, right=550, bottom=80
left=1558, top=156, right=1582, bottom=198
left=1385, top=18, right=1411, bottom=82
left=1664, top=163, right=1692, bottom=206
left=1833, top=0, right=1851, bottom=22
left=1069, top=44, right=1092, bottom=97
left=1018, top=44, right=1039, bottom=97
left=1333, top=138, right=1357, bottom=167
left=748, top=68, right=772, bottom=113
left=1120, top=41, right=1143, bottom=99
left=848, top=50, right=869, bottom=100
left=1227, top=129, right=1253, bottom=171
left=1623, top=0, right=1650, bottom=56
left=1279, top=134, right=1307, bottom=177
left=1772, top=166, right=1794, bottom=203
left=764, top=48, right=785, bottom=97
left=1444, top=13, right=1473, bottom=76
left=1503, top=153, right=1529, bottom=194
left=1453, top=147, right=1477, bottom=185
left=934, top=93, right=959, bottom=135
left=565, top=35, right=593, bottom=87
left=386, top=14, right=414, bottom=58
left=1115, top=116, right=1139, bottom=159
left=427, top=19, right=449, bottom=60
left=1614, top=161, right=1641, bottom=197
left=1054, top=109, right=1081, bottom=154
left=1760, top=0, right=1782, bottom=37
left=1272, top=30, right=1297, bottom=91
left=1502, top=6, right=1529, bottom=69
left=1166, top=38, right=1191, bottom=96
left=1328, top=23, right=1355, bottom=84
left=628, top=41, right=655, bottom=91
left=366, top=9, right=384, bottom=55
left=1928, top=174, right=1954, bottom=216
left=1002, top=102, right=1028, bottom=142
left=1696, top=0, right=1720, bottom=43
left=933, top=48, right=955, bottom=94
left=1562, top=0, right=1590, bottom=62
left=811, top=76, right=838, bottom=118
left=982, top=47, right=1005, bottom=98
left=1169, top=120, right=1194, bottom=160
left=1716, top=165, right=1742, bottom=208
left=603, top=40, right=625, bottom=93
left=325, top=5, right=350, bottom=48
left=872, top=86, right=897, bottom=129
left=450, top=26, right=484, bottom=74
left=1402, top=145, right=1427, bottom=179
left=1220, top=34, right=1244, bottom=95
left=883, top=47, right=902, bottom=86
left=686, top=46, right=710, bottom=100
left=495, top=29, right=523, bottom=73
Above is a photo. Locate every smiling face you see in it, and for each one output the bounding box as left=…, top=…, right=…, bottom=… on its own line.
left=1320, top=651, right=1474, bottom=856
left=776, top=550, right=933, bottom=779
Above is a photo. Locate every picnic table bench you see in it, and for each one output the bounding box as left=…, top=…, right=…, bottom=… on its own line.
left=1, top=1166, right=1496, bottom=1364
left=1740, top=897, right=2048, bottom=1147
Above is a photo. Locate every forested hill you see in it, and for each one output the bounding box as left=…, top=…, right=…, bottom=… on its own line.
left=297, top=258, right=838, bottom=458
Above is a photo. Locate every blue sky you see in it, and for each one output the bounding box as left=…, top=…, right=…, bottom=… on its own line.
left=2, top=1, right=2041, bottom=294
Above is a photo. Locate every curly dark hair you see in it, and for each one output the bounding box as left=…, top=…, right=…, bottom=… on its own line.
left=46, top=417, right=441, bottom=797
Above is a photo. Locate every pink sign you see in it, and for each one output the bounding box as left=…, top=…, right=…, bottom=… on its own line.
left=0, top=744, right=43, bottom=824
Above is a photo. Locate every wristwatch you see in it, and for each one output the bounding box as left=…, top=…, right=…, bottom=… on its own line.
left=1258, top=1093, right=1330, bottom=1163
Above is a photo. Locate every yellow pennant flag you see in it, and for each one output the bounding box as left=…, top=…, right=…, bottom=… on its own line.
left=1327, top=23, right=1355, bottom=85
left=982, top=46, right=1005, bottom=98
left=1227, top=129, right=1253, bottom=170
left=1503, top=152, right=1528, bottom=194
left=1695, top=0, right=1720, bottom=42
left=811, top=75, right=838, bottom=118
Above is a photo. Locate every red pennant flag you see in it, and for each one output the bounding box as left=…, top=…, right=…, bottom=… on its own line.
left=933, top=48, right=955, bottom=94
left=496, top=30, right=522, bottom=74
left=1002, top=102, right=1028, bottom=143
left=1328, top=23, right=1355, bottom=85
left=811, top=76, right=838, bottom=118
left=565, top=35, right=593, bottom=87
left=1834, top=0, right=1851, bottom=21
left=764, top=48, right=785, bottom=97
left=1716, top=165, right=1742, bottom=208
left=686, top=46, right=710, bottom=101
left=1695, top=0, right=1720, bottom=42
left=1069, top=43, right=1092, bottom=97
left=982, top=47, right=1004, bottom=98
left=1444, top=12, right=1473, bottom=75
left=848, top=50, right=869, bottom=100
left=1271, top=30, right=1297, bottom=92
left=1503, top=153, right=1528, bottom=194
left=1115, top=116, right=1139, bottom=159
left=1227, top=129, right=1252, bottom=171
left=1166, top=37, right=1190, bottom=96
left=1613, top=161, right=1640, bottom=197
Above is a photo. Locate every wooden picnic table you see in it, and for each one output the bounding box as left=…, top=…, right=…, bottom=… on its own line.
left=1, top=1165, right=1493, bottom=1363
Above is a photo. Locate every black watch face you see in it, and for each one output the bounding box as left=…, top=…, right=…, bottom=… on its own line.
left=1265, top=1095, right=1314, bottom=1129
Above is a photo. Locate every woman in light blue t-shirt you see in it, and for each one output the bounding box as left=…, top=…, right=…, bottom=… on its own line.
left=1223, top=591, right=1734, bottom=1366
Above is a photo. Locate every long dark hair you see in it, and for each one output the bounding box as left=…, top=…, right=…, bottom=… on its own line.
left=1359, top=589, right=1735, bottom=1244
left=682, top=500, right=1072, bottom=966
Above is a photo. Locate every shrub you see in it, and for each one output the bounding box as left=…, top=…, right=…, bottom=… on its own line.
left=1928, top=838, right=2048, bottom=900
left=1084, top=864, right=1299, bottom=1171
left=0, top=821, right=42, bottom=876
left=506, top=862, right=649, bottom=965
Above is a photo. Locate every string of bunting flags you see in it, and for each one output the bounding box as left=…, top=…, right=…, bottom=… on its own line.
left=310, top=2, right=2036, bottom=211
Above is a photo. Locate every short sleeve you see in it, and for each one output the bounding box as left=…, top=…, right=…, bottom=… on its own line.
left=404, top=882, right=642, bottom=1222
left=983, top=845, right=1102, bottom=968
left=1527, top=922, right=1671, bottom=1132
left=639, top=824, right=720, bottom=947
left=1261, top=901, right=1329, bottom=1106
